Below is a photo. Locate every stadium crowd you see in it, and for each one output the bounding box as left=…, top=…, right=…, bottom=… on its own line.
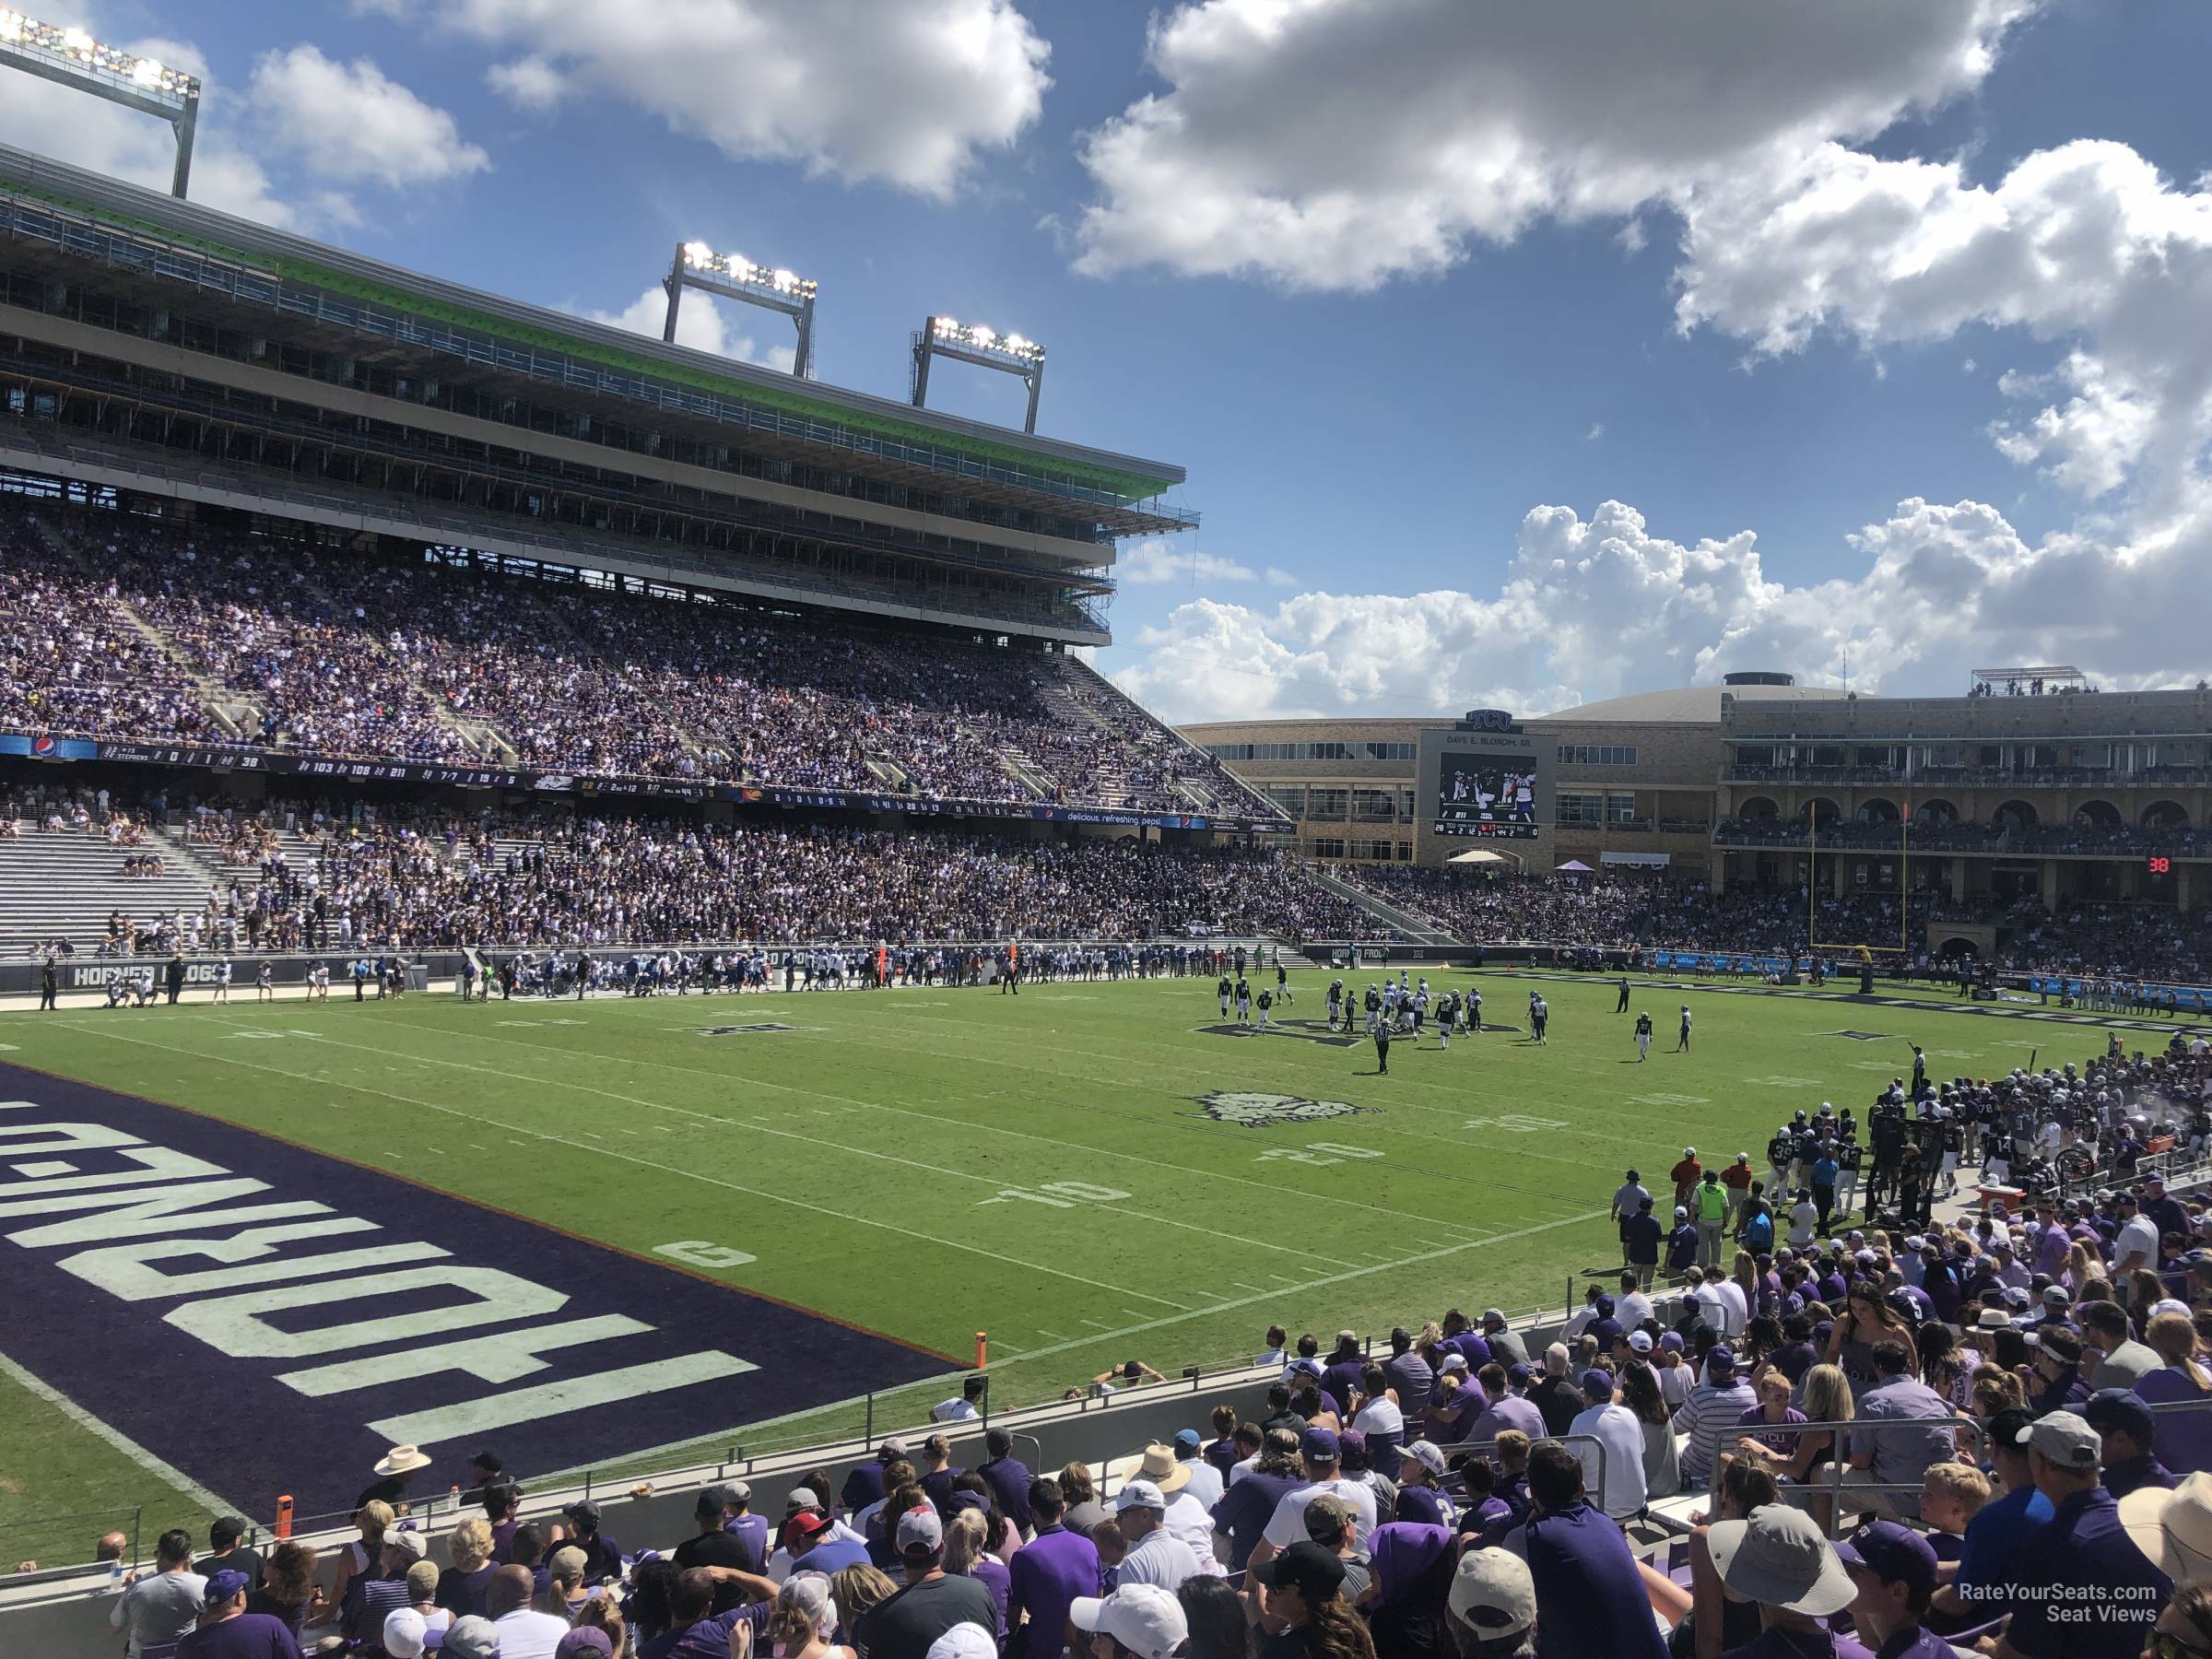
left=0, top=501, right=1259, bottom=818
left=80, top=1029, right=2212, bottom=1659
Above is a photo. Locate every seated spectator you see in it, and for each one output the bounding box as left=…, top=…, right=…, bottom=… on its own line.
left=1986, top=1411, right=2169, bottom=1657
left=1912, top=1461, right=1988, bottom=1567
left=1446, top=1545, right=1538, bottom=1658
left=863, top=1508, right=999, bottom=1659
left=1704, top=1502, right=1856, bottom=1652
left=2134, top=1311, right=2212, bottom=1476
left=1834, top=1521, right=1949, bottom=1659
left=196, top=1516, right=265, bottom=1587
left=1500, top=1441, right=1667, bottom=1659
left=1841, top=1342, right=1955, bottom=1522
left=2084, top=1389, right=2174, bottom=1500
left=1248, top=1540, right=1376, bottom=1659
left=488, top=1561, right=572, bottom=1659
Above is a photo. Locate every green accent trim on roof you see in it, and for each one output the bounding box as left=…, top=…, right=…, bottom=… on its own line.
left=15, top=179, right=1179, bottom=506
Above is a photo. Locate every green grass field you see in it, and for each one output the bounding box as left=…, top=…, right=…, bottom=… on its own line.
left=0, top=966, right=2124, bottom=1566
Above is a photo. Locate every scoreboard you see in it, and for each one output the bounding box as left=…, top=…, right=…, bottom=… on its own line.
left=1421, top=712, right=1552, bottom=840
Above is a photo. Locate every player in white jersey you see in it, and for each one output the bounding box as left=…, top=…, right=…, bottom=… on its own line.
left=256, top=960, right=275, bottom=1002
left=214, top=959, right=232, bottom=1004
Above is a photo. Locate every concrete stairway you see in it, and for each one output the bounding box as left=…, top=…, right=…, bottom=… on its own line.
left=1305, top=866, right=1458, bottom=947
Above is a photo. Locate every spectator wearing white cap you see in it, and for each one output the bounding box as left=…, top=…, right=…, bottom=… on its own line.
left=1070, top=1583, right=1189, bottom=1659
left=1110, top=1480, right=1206, bottom=1595
left=1446, top=1547, right=1536, bottom=1658
left=1983, top=1411, right=2169, bottom=1658
left=864, top=1507, right=1000, bottom=1659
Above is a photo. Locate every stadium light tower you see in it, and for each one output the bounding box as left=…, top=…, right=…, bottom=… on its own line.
left=911, top=315, right=1046, bottom=434
left=0, top=10, right=201, bottom=197
left=663, top=241, right=818, bottom=379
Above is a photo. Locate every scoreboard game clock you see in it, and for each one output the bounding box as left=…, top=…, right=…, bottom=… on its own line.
left=1420, top=711, right=1553, bottom=840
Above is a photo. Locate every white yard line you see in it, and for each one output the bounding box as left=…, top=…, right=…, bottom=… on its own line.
left=66, top=1024, right=1194, bottom=1313
left=0, top=1351, right=238, bottom=1517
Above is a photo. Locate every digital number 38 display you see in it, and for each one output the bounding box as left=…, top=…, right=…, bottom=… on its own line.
left=2149, top=855, right=2173, bottom=876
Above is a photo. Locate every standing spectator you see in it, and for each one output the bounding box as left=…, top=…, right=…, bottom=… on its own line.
left=1446, top=1547, right=1537, bottom=1658
left=863, top=1508, right=999, bottom=1659
left=978, top=1430, right=1035, bottom=1530
left=1623, top=1203, right=1663, bottom=1292
left=1567, top=1369, right=1648, bottom=1522
left=111, top=1528, right=207, bottom=1658
left=675, top=1488, right=759, bottom=1609
left=1247, top=1541, right=1376, bottom=1659
left=178, top=1569, right=302, bottom=1659
left=1254, top=1430, right=1380, bottom=1562
left=1504, top=1441, right=1666, bottom=1659
left=1383, top=1327, right=1435, bottom=1418
left=1006, top=1478, right=1100, bottom=1659
left=2079, top=1301, right=2161, bottom=1390
left=1695, top=1171, right=1730, bottom=1270
left=196, top=1517, right=265, bottom=1587
left=1676, top=1347, right=1756, bottom=1491
left=437, top=1519, right=499, bottom=1619
left=559, top=1500, right=623, bottom=1586
left=1111, top=1481, right=1206, bottom=1594
left=1070, top=1583, right=1189, bottom=1659
left=487, top=1562, right=571, bottom=1659
left=1612, top=1171, right=1653, bottom=1267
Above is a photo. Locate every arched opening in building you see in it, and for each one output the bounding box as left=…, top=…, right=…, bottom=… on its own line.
left=1738, top=796, right=1781, bottom=823
left=2143, top=801, right=2190, bottom=830
left=2072, top=799, right=2122, bottom=829
left=1913, top=798, right=1959, bottom=829
left=1855, top=797, right=1900, bottom=825
left=1803, top=797, right=1841, bottom=830
left=1992, top=799, right=2039, bottom=832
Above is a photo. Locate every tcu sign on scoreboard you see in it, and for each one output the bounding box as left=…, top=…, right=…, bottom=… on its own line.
left=1420, top=710, right=1552, bottom=840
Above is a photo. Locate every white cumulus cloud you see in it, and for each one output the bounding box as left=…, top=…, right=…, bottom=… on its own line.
left=1074, top=0, right=2034, bottom=288
left=1109, top=495, right=2212, bottom=724
left=409, top=0, right=1051, bottom=198
left=582, top=286, right=798, bottom=374
left=1116, top=539, right=1258, bottom=585
left=250, top=45, right=490, bottom=191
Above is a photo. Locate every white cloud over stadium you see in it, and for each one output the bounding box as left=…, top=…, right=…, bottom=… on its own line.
left=1090, top=0, right=2212, bottom=724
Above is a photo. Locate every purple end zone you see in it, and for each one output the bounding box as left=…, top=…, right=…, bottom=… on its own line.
left=0, top=1063, right=951, bottom=1518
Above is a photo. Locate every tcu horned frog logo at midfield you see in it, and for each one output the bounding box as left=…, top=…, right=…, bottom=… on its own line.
left=1188, top=1091, right=1376, bottom=1127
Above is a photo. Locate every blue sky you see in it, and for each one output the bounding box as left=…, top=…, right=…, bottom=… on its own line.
left=5, top=1, right=2208, bottom=722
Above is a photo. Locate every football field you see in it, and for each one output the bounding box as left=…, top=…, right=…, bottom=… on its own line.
left=0, top=966, right=2149, bottom=1565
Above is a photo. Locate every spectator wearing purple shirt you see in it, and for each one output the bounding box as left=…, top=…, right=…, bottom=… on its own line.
left=1320, top=1332, right=1366, bottom=1409
left=1006, top=1477, right=1100, bottom=1659
left=1505, top=1442, right=1667, bottom=1659
left=977, top=1429, right=1035, bottom=1531
left=2135, top=1312, right=2212, bottom=1475
left=841, top=1440, right=905, bottom=1516
left=1210, top=1437, right=1305, bottom=1571
left=1457, top=1364, right=1547, bottom=1446
left=177, top=1571, right=303, bottom=1659
left=1736, top=1371, right=1808, bottom=1455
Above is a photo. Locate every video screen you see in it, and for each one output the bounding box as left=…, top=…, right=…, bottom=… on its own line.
left=1433, top=758, right=1540, bottom=838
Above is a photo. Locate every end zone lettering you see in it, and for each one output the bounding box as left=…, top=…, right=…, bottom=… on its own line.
left=0, top=1066, right=943, bottom=1514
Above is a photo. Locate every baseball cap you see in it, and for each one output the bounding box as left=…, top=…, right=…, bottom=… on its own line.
left=1302, top=1494, right=1354, bottom=1543
left=2017, top=1410, right=2101, bottom=1471
left=1251, top=1539, right=1348, bottom=1603
left=385, top=1531, right=429, bottom=1563
left=382, top=1608, right=433, bottom=1659
left=783, top=1510, right=834, bottom=1548
left=879, top=1438, right=909, bottom=1459
left=1172, top=1429, right=1203, bottom=1455
left=924, top=1626, right=998, bottom=1659
left=1627, top=1330, right=1653, bottom=1353
left=1399, top=1441, right=1447, bottom=1477
left=1480, top=1309, right=1508, bottom=1328
left=1300, top=1426, right=1341, bottom=1464
left=561, top=1500, right=600, bottom=1529
left=1439, top=1352, right=1469, bottom=1374
left=695, top=1485, right=730, bottom=1516
left=1068, top=1584, right=1188, bottom=1659
left=1705, top=1503, right=1856, bottom=1616
left=2043, top=1286, right=2073, bottom=1306
left=896, top=1505, right=947, bottom=1554
left=783, top=1487, right=820, bottom=1514
left=1448, top=1547, right=1536, bottom=1639
left=1834, top=1521, right=1938, bottom=1599
left=547, top=1546, right=588, bottom=1583
left=1581, top=1368, right=1615, bottom=1403
left=555, top=1632, right=616, bottom=1659
left=443, top=1617, right=500, bottom=1659
left=1706, top=1346, right=1736, bottom=1380
left=2084, top=1389, right=2157, bottom=1445
left=204, top=1569, right=251, bottom=1606
left=1113, top=1478, right=1166, bottom=1514
left=1506, top=1361, right=1534, bottom=1386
